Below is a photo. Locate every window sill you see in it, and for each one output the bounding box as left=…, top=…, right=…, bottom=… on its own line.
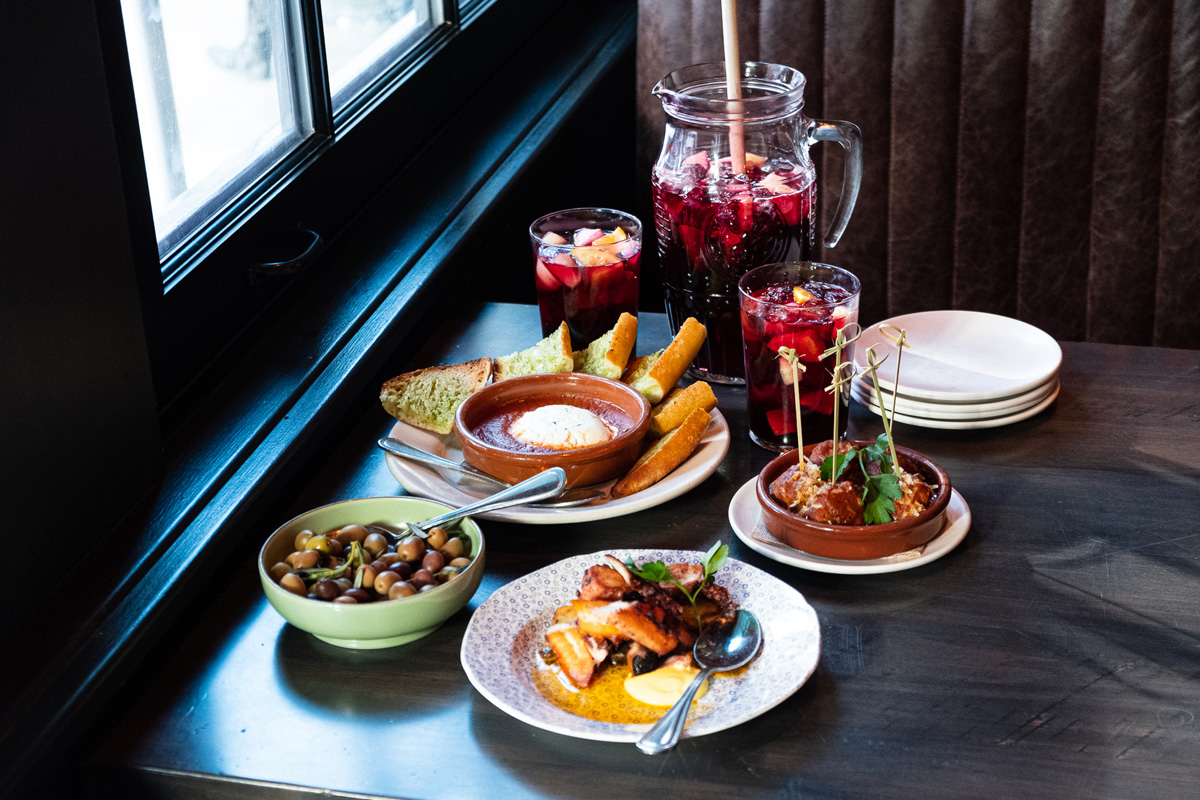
left=2, top=3, right=635, bottom=794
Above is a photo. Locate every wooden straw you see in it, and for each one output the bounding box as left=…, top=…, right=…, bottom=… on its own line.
left=721, top=0, right=746, bottom=174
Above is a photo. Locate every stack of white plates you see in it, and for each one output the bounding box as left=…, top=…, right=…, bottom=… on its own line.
left=851, top=310, right=1062, bottom=430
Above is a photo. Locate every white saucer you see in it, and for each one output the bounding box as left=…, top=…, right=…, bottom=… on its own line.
left=854, top=311, right=1061, bottom=402
left=852, top=378, right=1059, bottom=419
left=728, top=478, right=971, bottom=574
left=854, top=381, right=1059, bottom=429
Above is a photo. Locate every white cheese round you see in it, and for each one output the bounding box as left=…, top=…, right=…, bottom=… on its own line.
left=511, top=404, right=615, bottom=450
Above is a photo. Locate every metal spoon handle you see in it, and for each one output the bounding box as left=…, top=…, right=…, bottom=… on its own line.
left=418, top=467, right=567, bottom=529
left=636, top=666, right=716, bottom=755
left=377, top=438, right=509, bottom=489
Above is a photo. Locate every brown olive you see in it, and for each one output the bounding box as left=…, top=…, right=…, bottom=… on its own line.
left=439, top=538, right=465, bottom=560
left=356, top=564, right=378, bottom=590
left=436, top=566, right=461, bottom=583
left=326, top=538, right=344, bottom=558
left=332, top=595, right=358, bottom=605
left=419, top=584, right=438, bottom=593
left=280, top=573, right=307, bottom=596
left=336, top=524, right=368, bottom=545
left=304, top=535, right=332, bottom=554
left=285, top=551, right=303, bottom=567
left=449, top=557, right=471, bottom=569
left=333, top=578, right=353, bottom=593
left=388, top=581, right=417, bottom=600
left=425, top=527, right=449, bottom=550
left=343, top=588, right=370, bottom=603
left=395, top=535, right=426, bottom=563
left=422, top=551, right=445, bottom=574
left=374, top=571, right=401, bottom=595
left=269, top=562, right=291, bottom=581
left=390, top=561, right=413, bottom=580
left=411, top=569, right=436, bottom=588
left=292, top=550, right=320, bottom=569
left=293, top=529, right=315, bottom=550
left=313, top=580, right=340, bottom=600
left=377, top=552, right=402, bottom=567
left=363, top=532, right=388, bottom=557
left=369, top=560, right=390, bottom=576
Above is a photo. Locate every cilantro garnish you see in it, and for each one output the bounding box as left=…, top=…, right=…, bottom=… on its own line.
left=624, top=542, right=729, bottom=626
left=819, top=447, right=857, bottom=482
left=861, top=471, right=902, bottom=525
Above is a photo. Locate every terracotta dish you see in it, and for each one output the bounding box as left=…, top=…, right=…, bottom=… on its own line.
left=455, top=373, right=651, bottom=488
left=756, top=441, right=951, bottom=560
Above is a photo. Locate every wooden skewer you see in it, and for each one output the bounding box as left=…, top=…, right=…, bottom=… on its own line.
left=721, top=0, right=746, bottom=174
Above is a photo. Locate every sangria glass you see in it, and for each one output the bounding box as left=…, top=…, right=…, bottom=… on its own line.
left=653, top=62, right=862, bottom=383
left=531, top=208, right=642, bottom=343
left=739, top=261, right=860, bottom=452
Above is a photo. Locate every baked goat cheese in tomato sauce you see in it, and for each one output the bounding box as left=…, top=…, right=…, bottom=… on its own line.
left=510, top=404, right=616, bottom=450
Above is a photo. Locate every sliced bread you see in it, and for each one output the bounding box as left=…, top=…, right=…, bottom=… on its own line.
left=380, top=357, right=492, bottom=435
left=573, top=312, right=638, bottom=379
left=494, top=321, right=574, bottom=381
left=649, top=381, right=718, bottom=437
left=623, top=317, right=707, bottom=403
left=611, top=407, right=710, bottom=498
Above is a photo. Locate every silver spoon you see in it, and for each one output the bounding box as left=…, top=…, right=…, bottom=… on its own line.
left=404, top=467, right=567, bottom=539
left=377, top=437, right=607, bottom=508
left=637, top=609, right=763, bottom=755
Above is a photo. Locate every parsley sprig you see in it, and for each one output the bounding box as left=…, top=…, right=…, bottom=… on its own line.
left=816, top=433, right=902, bottom=525
left=624, top=542, right=729, bottom=624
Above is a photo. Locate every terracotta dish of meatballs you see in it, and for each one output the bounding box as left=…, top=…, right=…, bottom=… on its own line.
left=756, top=439, right=951, bottom=560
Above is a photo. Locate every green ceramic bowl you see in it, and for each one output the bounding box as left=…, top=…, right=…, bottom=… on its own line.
left=258, top=496, right=485, bottom=649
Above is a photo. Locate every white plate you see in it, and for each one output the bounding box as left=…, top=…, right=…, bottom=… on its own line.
left=460, top=549, right=820, bottom=742
left=853, top=371, right=1058, bottom=408
left=854, top=311, right=1062, bottom=401
left=854, top=382, right=1060, bottom=429
left=383, top=410, right=730, bottom=524
left=851, top=377, right=1059, bottom=419
left=728, top=478, right=971, bottom=574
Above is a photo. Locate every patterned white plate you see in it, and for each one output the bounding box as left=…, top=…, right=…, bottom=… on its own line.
left=728, top=478, right=971, bottom=574
left=460, top=549, right=820, bottom=742
left=383, top=411, right=729, bottom=524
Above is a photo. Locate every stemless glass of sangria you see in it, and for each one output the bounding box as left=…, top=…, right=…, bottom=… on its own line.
left=653, top=62, right=862, bottom=383
left=739, top=262, right=860, bottom=451
left=530, top=208, right=642, bottom=342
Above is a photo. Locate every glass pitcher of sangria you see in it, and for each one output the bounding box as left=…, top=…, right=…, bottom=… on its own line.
left=652, top=61, right=862, bottom=384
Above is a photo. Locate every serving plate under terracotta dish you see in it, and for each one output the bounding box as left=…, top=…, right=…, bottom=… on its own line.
left=756, top=441, right=951, bottom=560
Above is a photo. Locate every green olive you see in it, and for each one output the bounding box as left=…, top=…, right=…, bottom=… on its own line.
left=426, top=528, right=449, bottom=550
left=304, top=535, right=331, bottom=554
left=280, top=573, right=307, bottom=595
left=374, top=571, right=401, bottom=595
left=336, top=524, right=368, bottom=545
left=388, top=581, right=417, bottom=600
left=293, top=529, right=314, bottom=550
left=363, top=532, right=388, bottom=558
left=439, top=538, right=465, bottom=560
left=396, top=535, right=426, bottom=563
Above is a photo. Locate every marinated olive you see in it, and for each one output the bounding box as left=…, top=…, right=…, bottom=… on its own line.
left=377, top=552, right=402, bottom=568
left=419, top=584, right=438, bottom=593
left=390, top=561, right=413, bottom=580
left=411, top=569, right=436, bottom=588
left=313, top=580, right=340, bottom=600
left=304, top=535, right=332, bottom=554
left=395, top=535, right=425, bottom=562
left=293, top=529, right=315, bottom=550
left=439, top=538, right=465, bottom=560
left=292, top=550, right=320, bottom=569
left=363, top=532, right=388, bottom=557
left=280, top=573, right=307, bottom=596
left=388, top=581, right=417, bottom=600
left=449, top=557, right=471, bottom=569
left=333, top=578, right=353, bottom=593
left=269, top=562, right=291, bottom=582
left=374, top=571, right=401, bottom=595
left=332, top=595, right=358, bottom=605
left=343, top=588, right=370, bottom=603
left=356, top=564, right=378, bottom=590
left=326, top=538, right=344, bottom=558
left=426, top=527, right=449, bottom=550
left=422, top=551, right=445, bottom=574
left=336, top=524, right=368, bottom=545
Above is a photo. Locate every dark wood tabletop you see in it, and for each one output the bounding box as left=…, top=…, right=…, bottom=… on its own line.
left=89, top=303, right=1200, bottom=800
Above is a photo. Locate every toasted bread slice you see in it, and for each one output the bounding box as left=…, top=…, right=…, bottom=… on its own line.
left=380, top=357, right=492, bottom=435
left=624, top=317, right=707, bottom=403
left=649, top=381, right=718, bottom=437
left=573, top=312, right=638, bottom=379
left=611, top=407, right=710, bottom=498
left=494, top=322, right=574, bottom=381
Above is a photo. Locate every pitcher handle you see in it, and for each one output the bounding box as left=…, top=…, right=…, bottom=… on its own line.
left=804, top=118, right=863, bottom=248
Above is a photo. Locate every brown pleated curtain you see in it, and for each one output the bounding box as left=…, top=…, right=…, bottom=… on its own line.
left=636, top=0, right=1200, bottom=348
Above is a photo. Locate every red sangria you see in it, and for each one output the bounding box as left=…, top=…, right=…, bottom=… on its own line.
left=531, top=208, right=641, bottom=343
left=654, top=152, right=816, bottom=382
left=739, top=262, right=861, bottom=452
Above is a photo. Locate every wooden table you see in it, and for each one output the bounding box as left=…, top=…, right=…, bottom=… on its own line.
left=89, top=304, right=1200, bottom=800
